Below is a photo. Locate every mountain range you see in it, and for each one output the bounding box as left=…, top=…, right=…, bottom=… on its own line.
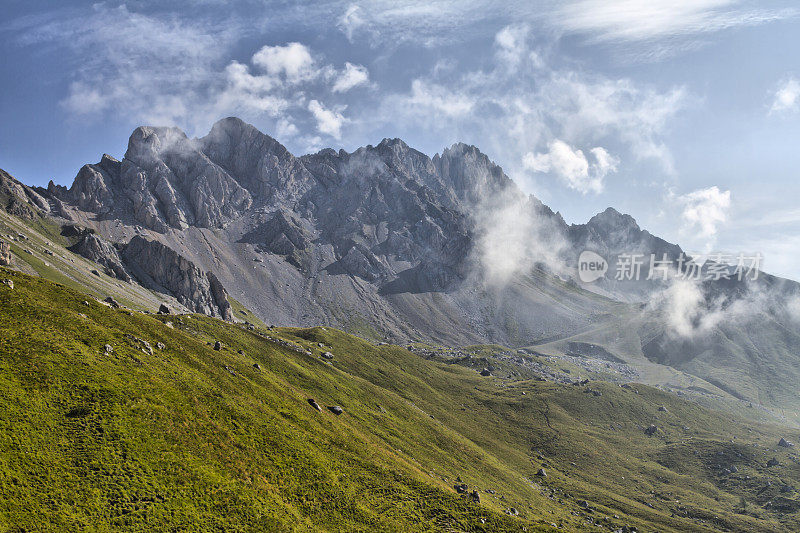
left=3, top=117, right=800, bottom=420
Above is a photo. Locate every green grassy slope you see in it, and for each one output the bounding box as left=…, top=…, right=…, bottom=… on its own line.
left=0, top=210, right=174, bottom=313
left=1, top=267, right=800, bottom=531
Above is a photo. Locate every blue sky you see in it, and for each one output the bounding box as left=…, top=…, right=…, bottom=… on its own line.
left=2, top=1, right=800, bottom=279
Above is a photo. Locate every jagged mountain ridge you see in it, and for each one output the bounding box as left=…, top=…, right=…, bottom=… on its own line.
left=49, top=117, right=657, bottom=290
left=12, top=118, right=799, bottom=346
left=35, top=118, right=626, bottom=344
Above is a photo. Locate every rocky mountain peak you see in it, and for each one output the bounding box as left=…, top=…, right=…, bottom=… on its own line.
left=124, top=125, right=193, bottom=165
left=586, top=207, right=640, bottom=233
left=434, top=142, right=516, bottom=205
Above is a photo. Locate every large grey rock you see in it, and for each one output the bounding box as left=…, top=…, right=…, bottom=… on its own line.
left=240, top=210, right=313, bottom=269
left=121, top=236, right=232, bottom=320
left=0, top=239, right=10, bottom=266
left=69, top=232, right=131, bottom=282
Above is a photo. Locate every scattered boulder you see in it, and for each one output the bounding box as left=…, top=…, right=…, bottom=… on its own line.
left=508, top=507, right=518, bottom=516
left=658, top=406, right=668, bottom=412
left=307, top=399, right=322, bottom=412
left=644, top=425, right=658, bottom=436
left=0, top=239, right=10, bottom=266
left=253, top=363, right=261, bottom=371
left=454, top=483, right=468, bottom=494
left=158, top=303, right=171, bottom=315
left=321, top=351, right=334, bottom=360
left=480, top=368, right=492, bottom=377
left=328, top=405, right=343, bottom=416
left=536, top=468, right=547, bottom=477
left=767, top=458, right=779, bottom=467
left=728, top=465, right=739, bottom=474
left=1, top=279, right=12, bottom=289
left=103, top=296, right=120, bottom=308
left=213, top=341, right=222, bottom=351
left=778, top=438, right=794, bottom=448
left=103, top=344, right=113, bottom=354
left=156, top=342, right=165, bottom=350
left=470, top=490, right=480, bottom=503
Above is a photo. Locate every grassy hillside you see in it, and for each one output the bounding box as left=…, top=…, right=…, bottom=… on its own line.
left=1, top=267, right=800, bottom=531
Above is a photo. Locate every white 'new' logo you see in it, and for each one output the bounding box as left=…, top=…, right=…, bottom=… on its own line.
left=578, top=251, right=608, bottom=283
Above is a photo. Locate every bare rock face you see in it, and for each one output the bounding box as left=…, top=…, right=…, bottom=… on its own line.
left=1, top=168, right=50, bottom=220
left=200, top=117, right=315, bottom=202
left=121, top=236, right=232, bottom=320
left=0, top=239, right=10, bottom=266
left=54, top=126, right=254, bottom=232
left=69, top=232, right=131, bottom=282
left=240, top=210, right=313, bottom=269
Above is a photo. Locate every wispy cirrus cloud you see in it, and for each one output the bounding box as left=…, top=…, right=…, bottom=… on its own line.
left=555, top=0, right=794, bottom=42
left=328, top=1, right=795, bottom=61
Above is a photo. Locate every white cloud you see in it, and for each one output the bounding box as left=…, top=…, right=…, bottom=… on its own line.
left=276, top=118, right=299, bottom=138
left=332, top=62, right=370, bottom=92
left=252, top=42, right=316, bottom=84
left=472, top=186, right=571, bottom=286
left=494, top=24, right=542, bottom=70
left=670, top=186, right=731, bottom=251
left=523, top=140, right=618, bottom=194
left=649, top=278, right=730, bottom=338
left=770, top=77, right=800, bottom=114
left=405, top=79, right=476, bottom=117
left=308, top=100, right=347, bottom=139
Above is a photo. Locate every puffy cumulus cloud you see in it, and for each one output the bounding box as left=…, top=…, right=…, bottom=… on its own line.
left=770, top=77, right=800, bottom=114
left=523, top=140, right=618, bottom=194
left=332, top=62, right=370, bottom=92
left=672, top=186, right=731, bottom=246
left=308, top=100, right=347, bottom=139
left=252, top=42, right=316, bottom=84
